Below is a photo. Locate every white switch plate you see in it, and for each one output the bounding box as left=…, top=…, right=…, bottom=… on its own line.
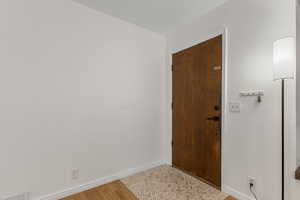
left=229, top=102, right=241, bottom=113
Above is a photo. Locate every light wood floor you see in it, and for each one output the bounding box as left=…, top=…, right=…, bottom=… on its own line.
left=61, top=181, right=138, bottom=200
left=225, top=197, right=237, bottom=200
left=60, top=180, right=237, bottom=200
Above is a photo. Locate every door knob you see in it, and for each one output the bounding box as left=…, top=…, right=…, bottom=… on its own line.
left=206, top=116, right=220, bottom=121
left=214, top=105, right=220, bottom=111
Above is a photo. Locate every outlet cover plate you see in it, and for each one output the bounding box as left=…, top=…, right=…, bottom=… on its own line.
left=229, top=102, right=241, bottom=113
left=247, top=176, right=256, bottom=188
left=71, top=169, right=79, bottom=180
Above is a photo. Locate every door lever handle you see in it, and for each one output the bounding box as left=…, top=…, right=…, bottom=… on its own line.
left=206, top=116, right=220, bottom=121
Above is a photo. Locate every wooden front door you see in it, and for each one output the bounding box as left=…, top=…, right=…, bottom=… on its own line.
left=172, top=35, right=222, bottom=187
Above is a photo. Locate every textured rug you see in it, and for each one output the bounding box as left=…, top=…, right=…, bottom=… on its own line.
left=121, top=165, right=229, bottom=200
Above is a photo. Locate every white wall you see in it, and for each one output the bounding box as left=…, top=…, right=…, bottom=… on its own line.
left=0, top=0, right=166, bottom=199
left=297, top=0, right=300, bottom=168
left=165, top=0, right=296, bottom=200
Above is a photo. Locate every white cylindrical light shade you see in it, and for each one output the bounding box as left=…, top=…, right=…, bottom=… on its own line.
left=273, top=37, right=296, bottom=80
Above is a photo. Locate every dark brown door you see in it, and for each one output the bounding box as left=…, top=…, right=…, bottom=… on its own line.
left=172, top=35, right=222, bottom=187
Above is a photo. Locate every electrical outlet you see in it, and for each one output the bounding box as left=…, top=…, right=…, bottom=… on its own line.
left=71, top=169, right=79, bottom=180
left=248, top=176, right=256, bottom=188
left=229, top=102, right=241, bottom=113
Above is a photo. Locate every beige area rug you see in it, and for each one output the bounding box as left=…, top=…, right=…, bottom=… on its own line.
left=121, top=165, right=229, bottom=200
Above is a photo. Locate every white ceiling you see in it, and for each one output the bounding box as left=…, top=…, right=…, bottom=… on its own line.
left=72, top=0, right=228, bottom=33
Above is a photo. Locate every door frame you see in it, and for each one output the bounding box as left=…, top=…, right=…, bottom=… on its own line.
left=169, top=28, right=228, bottom=191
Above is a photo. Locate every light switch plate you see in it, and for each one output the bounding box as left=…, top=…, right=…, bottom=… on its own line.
left=229, top=102, right=241, bottom=113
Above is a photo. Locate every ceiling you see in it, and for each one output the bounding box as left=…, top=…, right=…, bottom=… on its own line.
left=72, top=0, right=228, bottom=33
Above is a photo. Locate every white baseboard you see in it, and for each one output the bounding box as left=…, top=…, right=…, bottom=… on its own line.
left=36, top=160, right=165, bottom=200
left=223, top=185, right=254, bottom=200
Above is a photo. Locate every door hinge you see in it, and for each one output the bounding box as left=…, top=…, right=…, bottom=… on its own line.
left=171, top=102, right=173, bottom=110
left=171, top=141, right=174, bottom=147
left=171, top=65, right=174, bottom=72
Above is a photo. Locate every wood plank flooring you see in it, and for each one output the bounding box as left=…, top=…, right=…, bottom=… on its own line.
left=225, top=197, right=238, bottom=200
left=60, top=180, right=237, bottom=200
left=61, top=181, right=138, bottom=200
